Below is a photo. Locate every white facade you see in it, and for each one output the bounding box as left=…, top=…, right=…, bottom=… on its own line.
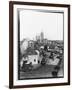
left=27, top=55, right=40, bottom=64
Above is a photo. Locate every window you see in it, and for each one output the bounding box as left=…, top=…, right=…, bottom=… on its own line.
left=34, top=59, right=36, bottom=62
left=38, top=60, right=40, bottom=63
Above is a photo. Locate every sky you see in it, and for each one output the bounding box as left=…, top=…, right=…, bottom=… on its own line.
left=19, top=9, right=63, bottom=41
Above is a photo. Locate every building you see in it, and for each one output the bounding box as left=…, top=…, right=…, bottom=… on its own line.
left=20, top=50, right=42, bottom=69
left=36, top=35, right=40, bottom=41
left=41, top=32, right=44, bottom=40
left=43, top=39, right=48, bottom=45
left=28, top=40, right=34, bottom=48
left=36, top=32, right=44, bottom=43
left=40, top=32, right=44, bottom=43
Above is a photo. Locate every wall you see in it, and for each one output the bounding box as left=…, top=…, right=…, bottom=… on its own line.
left=0, top=0, right=72, bottom=90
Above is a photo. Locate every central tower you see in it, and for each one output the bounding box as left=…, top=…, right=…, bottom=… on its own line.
left=40, top=32, right=44, bottom=42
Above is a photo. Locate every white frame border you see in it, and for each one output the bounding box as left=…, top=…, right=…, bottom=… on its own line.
left=13, top=4, right=68, bottom=86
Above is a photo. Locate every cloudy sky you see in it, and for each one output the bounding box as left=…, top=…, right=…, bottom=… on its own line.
left=19, top=9, right=63, bottom=41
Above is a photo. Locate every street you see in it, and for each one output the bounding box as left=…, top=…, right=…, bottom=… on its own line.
left=20, top=64, right=63, bottom=79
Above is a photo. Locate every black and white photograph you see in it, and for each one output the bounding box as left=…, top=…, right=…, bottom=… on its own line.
left=9, top=1, right=70, bottom=88
left=18, top=9, right=64, bottom=80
